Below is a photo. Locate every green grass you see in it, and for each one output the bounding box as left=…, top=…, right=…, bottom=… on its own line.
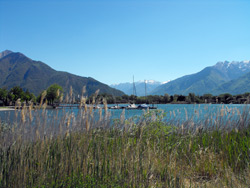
left=1, top=103, right=250, bottom=187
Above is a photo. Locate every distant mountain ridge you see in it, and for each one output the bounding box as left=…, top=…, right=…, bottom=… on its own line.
left=212, top=71, right=250, bottom=95
left=2, top=50, right=249, bottom=96
left=0, top=50, right=12, bottom=59
left=214, top=61, right=250, bottom=80
left=110, top=80, right=168, bottom=96
left=152, top=61, right=250, bottom=95
left=0, top=50, right=124, bottom=96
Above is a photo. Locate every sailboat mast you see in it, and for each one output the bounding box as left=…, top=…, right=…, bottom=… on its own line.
left=145, top=80, right=147, bottom=97
left=133, top=75, right=137, bottom=96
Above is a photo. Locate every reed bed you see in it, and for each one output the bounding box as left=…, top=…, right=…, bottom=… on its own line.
left=1, top=95, right=250, bottom=187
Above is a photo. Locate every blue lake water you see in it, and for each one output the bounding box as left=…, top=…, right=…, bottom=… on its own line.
left=1, top=104, right=250, bottom=126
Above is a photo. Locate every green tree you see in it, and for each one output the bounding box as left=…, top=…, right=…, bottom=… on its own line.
left=203, top=94, right=213, bottom=103
left=219, top=93, right=233, bottom=104
left=188, top=93, right=195, bottom=103
left=10, top=86, right=25, bottom=102
left=46, top=84, right=63, bottom=105
left=173, top=94, right=178, bottom=102
left=23, top=90, right=36, bottom=103
left=0, top=88, right=8, bottom=106
left=163, top=94, right=170, bottom=103
left=177, top=95, right=186, bottom=102
left=7, top=92, right=15, bottom=105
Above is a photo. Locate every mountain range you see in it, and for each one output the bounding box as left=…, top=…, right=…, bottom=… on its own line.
left=152, top=61, right=250, bottom=95
left=110, top=80, right=168, bottom=96
left=1, top=49, right=249, bottom=97
left=0, top=50, right=124, bottom=96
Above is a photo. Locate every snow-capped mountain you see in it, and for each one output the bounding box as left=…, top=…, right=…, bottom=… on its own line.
left=110, top=80, right=167, bottom=96
left=214, top=60, right=250, bottom=80
left=151, top=60, right=250, bottom=95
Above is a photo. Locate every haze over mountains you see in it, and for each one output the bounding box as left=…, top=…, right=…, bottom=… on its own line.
left=0, top=50, right=124, bottom=96
left=152, top=61, right=250, bottom=95
left=110, top=80, right=168, bottom=96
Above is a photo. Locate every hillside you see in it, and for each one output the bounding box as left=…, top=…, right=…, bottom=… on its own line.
left=152, top=61, right=250, bottom=95
left=213, top=72, right=250, bottom=95
left=151, top=67, right=229, bottom=95
left=0, top=50, right=124, bottom=96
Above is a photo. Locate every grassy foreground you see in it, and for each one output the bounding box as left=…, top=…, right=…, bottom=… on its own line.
left=1, top=103, right=250, bottom=187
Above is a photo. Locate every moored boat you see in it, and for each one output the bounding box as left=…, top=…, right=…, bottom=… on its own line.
left=109, top=105, right=121, bottom=109
left=126, top=103, right=138, bottom=109
left=137, top=104, right=149, bottom=109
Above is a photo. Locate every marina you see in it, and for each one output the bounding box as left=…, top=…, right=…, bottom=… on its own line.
left=53, top=103, right=157, bottom=110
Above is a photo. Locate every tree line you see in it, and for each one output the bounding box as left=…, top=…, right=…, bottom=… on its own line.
left=1, top=84, right=250, bottom=106
left=0, top=84, right=63, bottom=106
left=92, top=92, right=250, bottom=104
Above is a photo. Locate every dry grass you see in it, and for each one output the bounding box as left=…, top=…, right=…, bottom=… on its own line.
left=1, top=92, right=250, bottom=187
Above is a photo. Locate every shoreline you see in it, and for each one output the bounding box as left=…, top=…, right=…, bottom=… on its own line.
left=0, top=107, right=15, bottom=111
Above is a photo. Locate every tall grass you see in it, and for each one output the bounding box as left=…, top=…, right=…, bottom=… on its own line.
left=1, top=94, right=250, bottom=187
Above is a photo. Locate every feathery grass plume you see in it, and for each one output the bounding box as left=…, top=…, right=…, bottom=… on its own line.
left=181, top=124, right=184, bottom=135
left=184, top=107, right=188, bottom=120
left=81, top=85, right=86, bottom=97
left=14, top=99, right=18, bottom=111
left=40, top=90, right=47, bottom=107
left=14, top=98, right=21, bottom=117
left=92, top=95, right=95, bottom=105
left=151, top=111, right=156, bottom=121
left=103, top=97, right=108, bottom=117
left=65, top=129, right=70, bottom=138
left=79, top=96, right=84, bottom=109
left=66, top=113, right=71, bottom=127
left=98, top=107, right=102, bottom=123
left=85, top=115, right=89, bottom=131
left=59, top=93, right=63, bottom=103
left=92, top=89, right=100, bottom=106
left=35, top=129, right=40, bottom=140
left=120, top=109, right=125, bottom=125
left=21, top=103, right=26, bottom=123
left=28, top=102, right=33, bottom=122
left=220, top=107, right=224, bottom=117
left=56, top=88, right=60, bottom=98
left=70, top=86, right=73, bottom=103
left=42, top=99, right=47, bottom=114
left=65, top=93, right=69, bottom=104
left=94, top=89, right=100, bottom=98
left=17, top=98, right=21, bottom=109
left=83, top=98, right=88, bottom=113
left=89, top=102, right=93, bottom=115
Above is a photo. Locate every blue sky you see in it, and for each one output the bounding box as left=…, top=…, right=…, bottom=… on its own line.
left=1, top=0, right=250, bottom=85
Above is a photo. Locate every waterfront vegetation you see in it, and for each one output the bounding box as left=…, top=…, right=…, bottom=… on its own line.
left=1, top=91, right=250, bottom=187
left=1, top=85, right=250, bottom=107
left=96, top=92, right=250, bottom=105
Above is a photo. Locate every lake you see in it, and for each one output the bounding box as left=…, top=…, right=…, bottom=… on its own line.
left=1, top=104, right=250, bottom=127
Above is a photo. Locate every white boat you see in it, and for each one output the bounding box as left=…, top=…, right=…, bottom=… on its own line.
left=110, top=105, right=121, bottom=109
left=138, top=104, right=149, bottom=109
left=126, top=103, right=138, bottom=109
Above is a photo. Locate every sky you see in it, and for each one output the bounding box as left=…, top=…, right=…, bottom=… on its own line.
left=1, top=0, right=250, bottom=85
